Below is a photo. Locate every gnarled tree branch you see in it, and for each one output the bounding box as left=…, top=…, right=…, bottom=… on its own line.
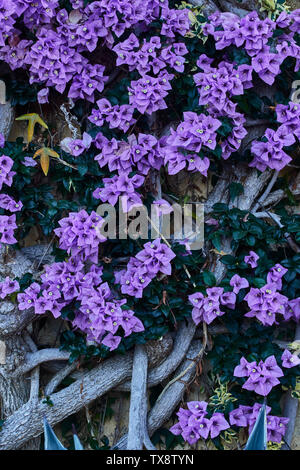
left=12, top=349, right=71, bottom=378
left=127, top=344, right=155, bottom=450
left=114, top=340, right=202, bottom=450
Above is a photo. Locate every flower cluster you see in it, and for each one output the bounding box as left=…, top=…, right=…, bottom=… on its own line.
left=17, top=258, right=144, bottom=350
left=116, top=239, right=176, bottom=298
left=89, top=99, right=136, bottom=133
left=229, top=403, right=289, bottom=443
left=170, top=401, right=230, bottom=444
left=0, top=194, right=23, bottom=213
left=68, top=63, right=107, bottom=102
left=93, top=173, right=144, bottom=213
left=25, top=28, right=85, bottom=94
left=0, top=150, right=20, bottom=246
left=250, top=127, right=295, bottom=172
left=0, top=155, right=15, bottom=191
left=0, top=39, right=33, bottom=71
left=113, top=34, right=188, bottom=76
left=93, top=132, right=164, bottom=175
left=284, top=297, right=300, bottom=323
left=229, top=263, right=299, bottom=327
left=194, top=57, right=252, bottom=106
left=244, top=282, right=289, bottom=326
left=203, top=10, right=300, bottom=84
left=276, top=102, right=300, bottom=141
left=128, top=72, right=173, bottom=115
left=0, top=215, right=17, bottom=244
left=0, top=0, right=189, bottom=107
left=194, top=56, right=249, bottom=161
left=160, top=6, right=190, bottom=38
left=0, top=276, right=19, bottom=299
left=54, top=210, right=106, bottom=263
left=162, top=112, right=221, bottom=175
left=203, top=11, right=275, bottom=55
left=73, top=285, right=144, bottom=349
left=189, top=287, right=236, bottom=325
left=234, top=355, right=284, bottom=396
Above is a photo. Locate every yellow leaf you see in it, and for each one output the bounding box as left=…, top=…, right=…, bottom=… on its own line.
left=40, top=154, right=50, bottom=176
left=33, top=147, right=59, bottom=159
left=15, top=113, right=48, bottom=143
left=210, top=248, right=229, bottom=256
left=33, top=147, right=60, bottom=176
left=47, top=149, right=60, bottom=159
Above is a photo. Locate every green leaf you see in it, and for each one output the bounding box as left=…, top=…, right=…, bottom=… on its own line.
left=253, top=278, right=266, bottom=288
left=220, top=255, right=237, bottom=266
left=272, top=28, right=285, bottom=38
left=43, top=417, right=67, bottom=450
left=245, top=404, right=267, bottom=450
left=211, top=232, right=222, bottom=251
left=229, top=182, right=244, bottom=202
left=203, top=270, right=216, bottom=286
left=232, top=230, right=247, bottom=241
left=246, top=234, right=256, bottom=246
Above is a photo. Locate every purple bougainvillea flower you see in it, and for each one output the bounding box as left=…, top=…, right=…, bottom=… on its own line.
left=229, top=403, right=289, bottom=443
left=229, top=407, right=248, bottom=427
left=230, top=274, right=249, bottom=294
left=170, top=401, right=230, bottom=444
left=0, top=194, right=22, bottom=212
left=220, top=291, right=236, bottom=309
left=267, top=263, right=287, bottom=290
left=102, top=333, right=122, bottom=351
left=261, top=355, right=284, bottom=378
left=23, top=156, right=37, bottom=167
left=244, top=250, right=259, bottom=268
left=187, top=401, right=208, bottom=416
left=281, top=349, right=300, bottom=368
left=209, top=413, right=230, bottom=438
left=0, top=277, right=20, bottom=299
left=234, top=357, right=255, bottom=377
left=234, top=355, right=283, bottom=396
left=37, top=88, right=49, bottom=104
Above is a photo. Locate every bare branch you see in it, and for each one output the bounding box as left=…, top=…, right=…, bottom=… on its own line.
left=114, top=340, right=202, bottom=450
left=116, top=321, right=196, bottom=392
left=127, top=344, right=154, bottom=450
left=0, top=351, right=134, bottom=449
left=44, top=362, right=78, bottom=396
left=13, top=349, right=71, bottom=378
left=252, top=170, right=279, bottom=213
left=30, top=367, right=40, bottom=402
left=155, top=323, right=207, bottom=403
left=0, top=101, right=14, bottom=139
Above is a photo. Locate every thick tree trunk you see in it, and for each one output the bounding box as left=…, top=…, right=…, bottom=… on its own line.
left=0, top=337, right=40, bottom=449
left=0, top=244, right=40, bottom=448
